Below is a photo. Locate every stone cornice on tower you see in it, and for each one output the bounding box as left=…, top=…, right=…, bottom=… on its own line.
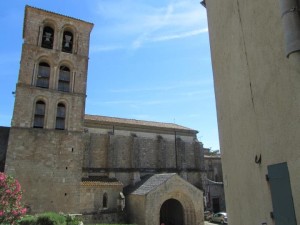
left=23, top=5, right=94, bottom=39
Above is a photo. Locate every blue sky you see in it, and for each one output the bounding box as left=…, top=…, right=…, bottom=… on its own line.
left=0, top=0, right=220, bottom=150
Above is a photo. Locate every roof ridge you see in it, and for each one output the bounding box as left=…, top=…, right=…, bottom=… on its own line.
left=85, top=114, right=178, bottom=125
left=129, top=173, right=176, bottom=195
left=84, top=114, right=197, bottom=132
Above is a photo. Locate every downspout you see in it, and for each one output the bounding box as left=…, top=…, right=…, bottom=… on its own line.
left=278, top=0, right=300, bottom=57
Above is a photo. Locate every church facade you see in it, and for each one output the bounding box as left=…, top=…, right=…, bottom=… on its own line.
left=3, top=6, right=205, bottom=225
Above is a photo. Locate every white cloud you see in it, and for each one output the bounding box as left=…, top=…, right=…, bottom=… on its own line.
left=92, top=0, right=207, bottom=50
left=90, top=44, right=125, bottom=53
left=148, top=28, right=208, bottom=42
left=109, top=80, right=212, bottom=93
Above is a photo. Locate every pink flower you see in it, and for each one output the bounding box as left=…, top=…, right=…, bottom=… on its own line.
left=0, top=173, right=26, bottom=223
left=20, top=208, right=27, bottom=214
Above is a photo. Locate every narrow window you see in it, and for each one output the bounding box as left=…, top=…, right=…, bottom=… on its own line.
left=34, top=101, right=45, bottom=128
left=41, top=26, right=54, bottom=49
left=36, top=62, right=50, bottom=88
left=103, top=193, right=108, bottom=208
left=62, top=31, right=73, bottom=53
left=55, top=103, right=66, bottom=130
left=58, top=66, right=70, bottom=92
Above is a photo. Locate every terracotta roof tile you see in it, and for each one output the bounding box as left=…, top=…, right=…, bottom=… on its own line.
left=81, top=181, right=123, bottom=187
left=84, top=114, right=197, bottom=132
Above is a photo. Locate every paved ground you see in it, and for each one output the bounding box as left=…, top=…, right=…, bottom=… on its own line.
left=204, top=221, right=222, bottom=225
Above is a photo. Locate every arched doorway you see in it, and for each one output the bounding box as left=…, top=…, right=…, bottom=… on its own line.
left=160, top=199, right=184, bottom=225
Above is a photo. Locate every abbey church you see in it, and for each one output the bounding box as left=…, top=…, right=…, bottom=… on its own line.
left=1, top=6, right=205, bottom=225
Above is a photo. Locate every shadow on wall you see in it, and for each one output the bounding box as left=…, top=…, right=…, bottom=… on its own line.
left=0, top=127, right=10, bottom=172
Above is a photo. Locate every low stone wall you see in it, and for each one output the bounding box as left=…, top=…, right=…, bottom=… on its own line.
left=82, top=210, right=127, bottom=224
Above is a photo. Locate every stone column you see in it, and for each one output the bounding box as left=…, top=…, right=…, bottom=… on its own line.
left=157, top=135, right=167, bottom=168
left=107, top=134, right=116, bottom=178
left=176, top=137, right=186, bottom=170
left=130, top=133, right=140, bottom=168
left=130, top=133, right=140, bottom=185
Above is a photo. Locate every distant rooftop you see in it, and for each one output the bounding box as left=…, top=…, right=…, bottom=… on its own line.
left=81, top=176, right=123, bottom=187
left=84, top=114, right=198, bottom=134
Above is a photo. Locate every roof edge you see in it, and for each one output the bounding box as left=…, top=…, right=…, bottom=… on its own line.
left=84, top=114, right=198, bottom=134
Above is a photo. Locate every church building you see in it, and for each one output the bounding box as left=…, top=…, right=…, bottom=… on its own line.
left=2, top=6, right=205, bottom=225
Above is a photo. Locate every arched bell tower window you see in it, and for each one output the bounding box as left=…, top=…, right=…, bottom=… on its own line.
left=55, top=103, right=66, bottom=130
left=36, top=62, right=50, bottom=88
left=33, top=101, right=46, bottom=128
left=58, top=66, right=70, bottom=92
left=62, top=31, right=73, bottom=53
left=103, top=193, right=108, bottom=208
left=41, top=26, right=54, bottom=49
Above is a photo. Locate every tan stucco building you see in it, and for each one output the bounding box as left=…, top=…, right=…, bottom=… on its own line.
left=1, top=5, right=205, bottom=224
left=204, top=0, right=300, bottom=224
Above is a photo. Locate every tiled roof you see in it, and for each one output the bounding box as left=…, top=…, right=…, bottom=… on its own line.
left=84, top=114, right=197, bottom=133
left=81, top=176, right=123, bottom=187
left=130, top=173, right=176, bottom=195
left=80, top=181, right=123, bottom=187
left=204, top=155, right=221, bottom=159
left=81, top=176, right=118, bottom=182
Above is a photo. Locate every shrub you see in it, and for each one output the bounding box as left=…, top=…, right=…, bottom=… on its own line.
left=36, top=212, right=66, bottom=225
left=18, top=215, right=37, bottom=225
left=66, top=214, right=81, bottom=225
left=0, top=173, right=27, bottom=224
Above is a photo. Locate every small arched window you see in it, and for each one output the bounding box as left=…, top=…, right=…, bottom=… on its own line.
left=55, top=103, right=66, bottom=130
left=41, top=26, right=54, bottom=49
left=58, top=66, right=70, bottom=92
left=103, top=193, right=108, bottom=208
left=36, top=62, right=50, bottom=88
left=33, top=101, right=46, bottom=128
left=62, top=31, right=73, bottom=53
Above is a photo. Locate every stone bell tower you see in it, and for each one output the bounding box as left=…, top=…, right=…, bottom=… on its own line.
left=5, top=5, right=93, bottom=213
left=11, top=5, right=93, bottom=130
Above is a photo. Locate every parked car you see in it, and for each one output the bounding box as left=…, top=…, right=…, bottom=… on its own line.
left=210, top=212, right=228, bottom=224
left=204, top=211, right=212, bottom=221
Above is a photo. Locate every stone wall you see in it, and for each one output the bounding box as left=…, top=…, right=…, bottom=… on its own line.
left=12, top=85, right=85, bottom=131
left=85, top=131, right=204, bottom=187
left=0, top=127, right=10, bottom=172
left=6, top=127, right=85, bottom=213
left=82, top=211, right=127, bottom=224
left=80, top=184, right=123, bottom=213
left=204, top=156, right=223, bottom=182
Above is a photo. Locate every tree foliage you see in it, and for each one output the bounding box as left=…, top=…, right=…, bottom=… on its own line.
left=0, top=172, right=27, bottom=224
